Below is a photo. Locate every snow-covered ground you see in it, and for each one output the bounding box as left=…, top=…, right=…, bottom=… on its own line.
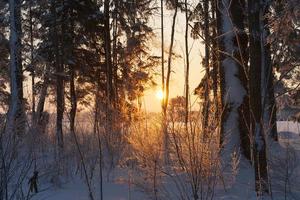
left=30, top=121, right=300, bottom=200
left=277, top=121, right=300, bottom=150
left=31, top=170, right=145, bottom=200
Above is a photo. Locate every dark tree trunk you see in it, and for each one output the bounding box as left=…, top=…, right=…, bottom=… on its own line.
left=104, top=0, right=116, bottom=171
left=231, top=0, right=251, bottom=160
left=202, top=0, right=210, bottom=134
left=261, top=2, right=278, bottom=141
left=216, top=0, right=249, bottom=160
left=29, top=2, right=35, bottom=120
left=163, top=0, right=178, bottom=163
left=248, top=0, right=269, bottom=194
left=1, top=1, right=24, bottom=198
left=165, top=0, right=178, bottom=115
left=104, top=0, right=114, bottom=103
left=6, top=0, right=25, bottom=136
left=184, top=0, right=189, bottom=126
left=160, top=0, right=165, bottom=112
left=215, top=0, right=226, bottom=147
left=112, top=0, right=119, bottom=103
left=211, top=0, right=219, bottom=118
left=51, top=0, right=64, bottom=149
left=70, top=67, right=77, bottom=137
left=35, top=64, right=50, bottom=126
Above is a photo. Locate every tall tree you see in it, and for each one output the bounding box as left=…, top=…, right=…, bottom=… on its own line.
left=262, top=0, right=278, bottom=141
left=6, top=0, right=25, bottom=136
left=248, top=0, right=269, bottom=194
left=216, top=0, right=249, bottom=159
left=231, top=0, right=251, bottom=159
left=184, top=0, right=190, bottom=127
left=51, top=0, right=64, bottom=149
left=104, top=0, right=114, bottom=104
left=201, top=0, right=210, bottom=134
left=163, top=0, right=179, bottom=163
left=1, top=1, right=24, bottom=199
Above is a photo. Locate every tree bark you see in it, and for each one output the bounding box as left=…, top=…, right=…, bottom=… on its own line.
left=70, top=68, right=77, bottom=137
left=202, top=0, right=210, bottom=136
left=184, top=0, right=190, bottom=126
left=211, top=0, right=219, bottom=118
left=261, top=1, right=278, bottom=141
left=6, top=0, right=25, bottom=136
left=51, top=0, right=64, bottom=149
left=231, top=0, right=251, bottom=160
left=104, top=0, right=114, bottom=103
left=35, top=64, right=50, bottom=126
left=165, top=0, right=178, bottom=115
left=29, top=1, right=35, bottom=120
left=1, top=1, right=24, bottom=199
left=163, top=0, right=178, bottom=164
left=216, top=0, right=249, bottom=161
left=248, top=0, right=269, bottom=194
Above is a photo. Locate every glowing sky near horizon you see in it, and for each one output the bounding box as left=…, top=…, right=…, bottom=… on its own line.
left=143, top=6, right=204, bottom=112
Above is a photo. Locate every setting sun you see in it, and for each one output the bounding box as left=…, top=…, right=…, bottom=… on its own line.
left=156, top=90, right=164, bottom=100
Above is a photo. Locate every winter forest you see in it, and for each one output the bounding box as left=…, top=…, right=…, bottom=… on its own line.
left=0, top=0, right=299, bottom=199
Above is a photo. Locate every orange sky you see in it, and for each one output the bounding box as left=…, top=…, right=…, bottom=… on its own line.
left=143, top=8, right=205, bottom=112
left=21, top=4, right=205, bottom=113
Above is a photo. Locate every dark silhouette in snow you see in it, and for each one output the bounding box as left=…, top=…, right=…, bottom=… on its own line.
left=28, top=171, right=39, bottom=193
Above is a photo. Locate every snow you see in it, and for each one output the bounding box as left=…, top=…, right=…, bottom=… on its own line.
left=16, top=122, right=300, bottom=200
left=277, top=121, right=300, bottom=134
left=220, top=0, right=247, bottom=166
left=31, top=171, right=144, bottom=200
left=277, top=121, right=300, bottom=149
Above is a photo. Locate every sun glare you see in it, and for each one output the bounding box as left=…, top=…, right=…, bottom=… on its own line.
left=156, top=90, right=164, bottom=100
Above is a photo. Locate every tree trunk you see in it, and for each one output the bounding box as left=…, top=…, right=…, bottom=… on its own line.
left=160, top=0, right=165, bottom=111
left=261, top=1, right=278, bottom=141
left=1, top=1, right=24, bottom=199
left=202, top=0, right=210, bottom=136
left=231, top=0, right=251, bottom=160
left=112, top=0, right=119, bottom=103
left=104, top=0, right=116, bottom=171
left=29, top=1, right=35, bottom=121
left=211, top=0, right=222, bottom=128
left=35, top=64, right=50, bottom=126
left=70, top=68, right=77, bottom=136
left=165, top=0, right=178, bottom=115
left=163, top=0, right=178, bottom=164
left=216, top=0, right=249, bottom=160
left=215, top=0, right=226, bottom=147
left=6, top=0, right=25, bottom=136
left=51, top=0, right=64, bottom=149
left=184, top=0, right=190, bottom=126
left=104, top=0, right=114, bottom=103
left=248, top=0, right=269, bottom=194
